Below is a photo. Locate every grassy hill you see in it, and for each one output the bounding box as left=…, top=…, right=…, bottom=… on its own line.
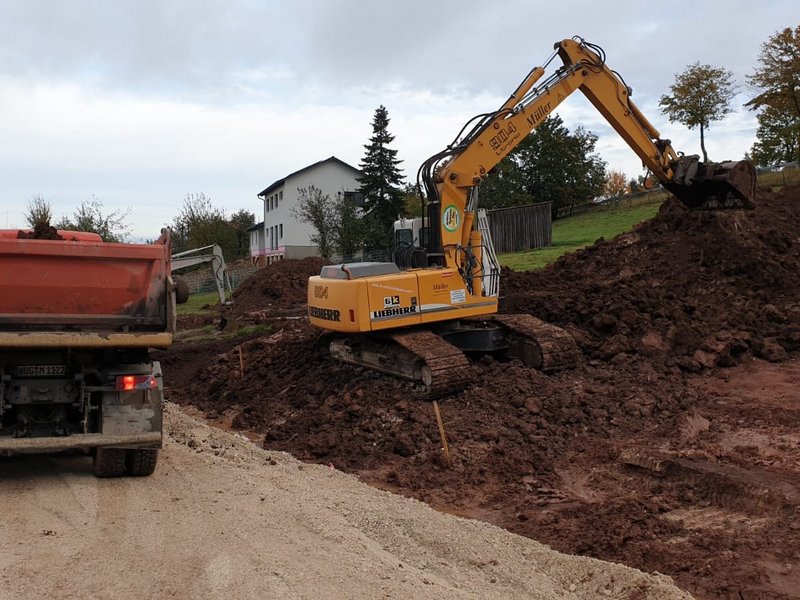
left=498, top=164, right=799, bottom=272
left=498, top=198, right=664, bottom=271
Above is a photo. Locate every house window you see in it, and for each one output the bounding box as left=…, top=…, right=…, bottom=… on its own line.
left=279, top=223, right=283, bottom=238
left=279, top=191, right=283, bottom=200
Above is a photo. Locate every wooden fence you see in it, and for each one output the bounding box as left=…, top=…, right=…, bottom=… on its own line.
left=487, top=202, right=552, bottom=253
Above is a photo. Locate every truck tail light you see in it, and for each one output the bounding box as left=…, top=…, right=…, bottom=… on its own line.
left=116, top=374, right=157, bottom=391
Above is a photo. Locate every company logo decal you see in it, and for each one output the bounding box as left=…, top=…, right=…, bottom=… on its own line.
left=309, top=306, right=341, bottom=321
left=443, top=205, right=460, bottom=233
left=370, top=305, right=419, bottom=320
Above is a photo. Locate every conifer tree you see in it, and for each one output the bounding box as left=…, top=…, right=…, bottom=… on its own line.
left=357, top=105, right=404, bottom=248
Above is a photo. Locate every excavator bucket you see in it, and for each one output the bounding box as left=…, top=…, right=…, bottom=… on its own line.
left=666, top=156, right=756, bottom=210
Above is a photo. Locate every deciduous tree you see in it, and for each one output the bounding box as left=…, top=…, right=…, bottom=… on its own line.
left=659, top=63, right=736, bottom=162
left=746, top=25, right=800, bottom=165
left=24, top=195, right=53, bottom=227
left=479, top=115, right=606, bottom=218
left=333, top=191, right=364, bottom=261
left=400, top=183, right=424, bottom=219
left=228, top=208, right=256, bottom=259
left=603, top=169, right=629, bottom=198
left=477, top=160, right=533, bottom=210
left=291, top=186, right=337, bottom=259
left=56, top=198, right=130, bottom=242
left=171, top=193, right=239, bottom=258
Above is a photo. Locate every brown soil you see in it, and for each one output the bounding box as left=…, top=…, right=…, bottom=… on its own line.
left=230, top=256, right=329, bottom=313
left=502, top=187, right=800, bottom=369
left=163, top=185, right=800, bottom=599
left=16, top=223, right=64, bottom=240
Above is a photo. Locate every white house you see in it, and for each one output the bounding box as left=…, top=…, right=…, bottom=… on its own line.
left=250, top=156, right=362, bottom=264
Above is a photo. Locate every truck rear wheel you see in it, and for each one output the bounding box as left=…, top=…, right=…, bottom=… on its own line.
left=126, top=448, right=159, bottom=476
left=93, top=448, right=127, bottom=477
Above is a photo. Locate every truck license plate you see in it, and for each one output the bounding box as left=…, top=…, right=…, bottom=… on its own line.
left=15, top=365, right=67, bottom=377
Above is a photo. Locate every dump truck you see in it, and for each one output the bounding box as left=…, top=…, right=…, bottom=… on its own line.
left=0, top=226, right=175, bottom=477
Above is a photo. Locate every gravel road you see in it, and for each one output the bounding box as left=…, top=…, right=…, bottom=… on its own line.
left=0, top=403, right=691, bottom=600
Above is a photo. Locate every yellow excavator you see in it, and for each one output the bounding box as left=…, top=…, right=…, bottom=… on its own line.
left=307, top=37, right=756, bottom=394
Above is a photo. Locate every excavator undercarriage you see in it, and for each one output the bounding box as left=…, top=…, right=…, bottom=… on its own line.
left=328, top=314, right=581, bottom=398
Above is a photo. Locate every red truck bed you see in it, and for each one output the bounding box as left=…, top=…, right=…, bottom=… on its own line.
left=0, top=230, right=172, bottom=335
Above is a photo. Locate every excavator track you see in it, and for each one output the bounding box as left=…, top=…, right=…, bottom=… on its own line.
left=390, top=330, right=474, bottom=398
left=491, top=314, right=581, bottom=372
left=328, top=330, right=474, bottom=399
left=327, top=315, right=579, bottom=398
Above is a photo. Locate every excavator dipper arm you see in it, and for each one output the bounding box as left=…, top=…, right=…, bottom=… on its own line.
left=426, top=37, right=755, bottom=271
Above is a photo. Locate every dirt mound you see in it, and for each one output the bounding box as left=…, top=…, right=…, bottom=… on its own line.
left=503, top=186, right=800, bottom=370
left=231, top=257, right=329, bottom=312
left=165, top=186, right=800, bottom=599
left=17, top=223, right=64, bottom=240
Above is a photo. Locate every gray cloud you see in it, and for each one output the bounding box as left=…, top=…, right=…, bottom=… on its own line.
left=2, top=0, right=794, bottom=99
left=0, top=0, right=795, bottom=235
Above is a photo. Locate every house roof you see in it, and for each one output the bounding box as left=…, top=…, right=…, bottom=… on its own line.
left=246, top=221, right=264, bottom=232
left=257, top=156, right=361, bottom=198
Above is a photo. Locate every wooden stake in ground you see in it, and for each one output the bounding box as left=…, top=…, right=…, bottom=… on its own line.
left=432, top=401, right=452, bottom=468
left=238, top=346, right=245, bottom=379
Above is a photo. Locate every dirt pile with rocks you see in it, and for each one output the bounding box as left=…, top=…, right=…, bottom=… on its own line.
left=163, top=185, right=800, bottom=599
left=16, top=223, right=65, bottom=240
left=503, top=187, right=800, bottom=370
left=231, top=256, right=329, bottom=313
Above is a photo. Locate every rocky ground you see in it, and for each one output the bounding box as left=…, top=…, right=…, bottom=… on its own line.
left=158, top=184, right=800, bottom=599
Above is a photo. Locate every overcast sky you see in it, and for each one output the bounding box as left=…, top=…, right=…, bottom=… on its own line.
left=0, top=0, right=795, bottom=237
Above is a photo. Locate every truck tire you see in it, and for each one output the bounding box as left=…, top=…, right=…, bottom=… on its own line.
left=93, top=448, right=127, bottom=477
left=127, top=448, right=159, bottom=476
left=174, top=278, right=190, bottom=304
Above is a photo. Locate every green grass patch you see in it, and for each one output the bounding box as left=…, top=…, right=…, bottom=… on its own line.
left=757, top=165, right=800, bottom=188
left=176, top=323, right=271, bottom=343
left=498, top=199, right=663, bottom=271
left=235, top=324, right=272, bottom=337
left=176, top=291, right=225, bottom=316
